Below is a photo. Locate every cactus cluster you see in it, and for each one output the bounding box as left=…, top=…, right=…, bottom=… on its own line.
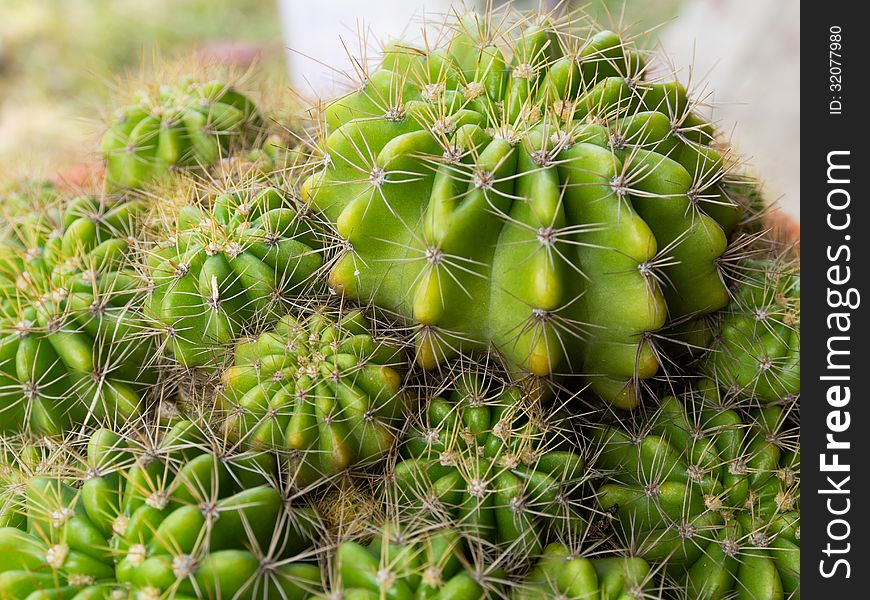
left=0, top=3, right=799, bottom=600
left=392, top=374, right=587, bottom=560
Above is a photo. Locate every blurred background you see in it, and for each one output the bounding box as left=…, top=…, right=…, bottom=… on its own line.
left=0, top=0, right=798, bottom=220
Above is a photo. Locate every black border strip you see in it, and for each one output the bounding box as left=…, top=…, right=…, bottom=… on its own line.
left=803, top=3, right=869, bottom=595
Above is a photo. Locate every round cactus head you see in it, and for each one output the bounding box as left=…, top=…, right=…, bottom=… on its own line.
left=516, top=542, right=654, bottom=600
left=220, top=306, right=408, bottom=486
left=0, top=192, right=155, bottom=434
left=320, top=520, right=501, bottom=600
left=391, top=371, right=588, bottom=562
left=592, top=385, right=799, bottom=598
left=301, top=7, right=755, bottom=407
left=704, top=258, right=800, bottom=405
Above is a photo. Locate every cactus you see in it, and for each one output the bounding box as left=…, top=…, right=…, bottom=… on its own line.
left=301, top=9, right=750, bottom=407
left=143, top=185, right=325, bottom=369
left=0, top=3, right=801, bottom=599
left=703, top=260, right=800, bottom=404
left=515, top=543, right=653, bottom=599
left=391, top=373, right=587, bottom=558
left=101, top=76, right=262, bottom=190
left=0, top=435, right=76, bottom=529
left=0, top=420, right=323, bottom=599
left=318, top=523, right=498, bottom=600
left=220, top=307, right=408, bottom=486
left=592, top=385, right=799, bottom=599
left=0, top=195, right=155, bottom=434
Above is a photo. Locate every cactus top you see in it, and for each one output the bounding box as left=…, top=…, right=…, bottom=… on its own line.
left=320, top=526, right=492, bottom=599
left=220, top=307, right=407, bottom=484
left=304, top=11, right=745, bottom=407
left=144, top=186, right=325, bottom=368
left=516, top=543, right=652, bottom=599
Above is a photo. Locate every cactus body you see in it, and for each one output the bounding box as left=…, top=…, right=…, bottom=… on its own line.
left=221, top=308, right=407, bottom=485
left=0, top=180, right=58, bottom=232
left=303, top=14, right=742, bottom=407
left=319, top=526, right=491, bottom=600
left=515, top=543, right=651, bottom=599
left=0, top=421, right=321, bottom=599
left=594, top=389, right=800, bottom=599
left=144, top=186, right=324, bottom=368
left=0, top=197, right=154, bottom=434
left=704, top=261, right=800, bottom=404
left=392, top=376, right=586, bottom=556
left=101, top=77, right=261, bottom=190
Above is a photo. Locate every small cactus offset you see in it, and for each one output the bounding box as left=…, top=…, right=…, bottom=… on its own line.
left=0, top=2, right=800, bottom=599
left=0, top=193, right=155, bottom=434
left=302, top=8, right=751, bottom=408
left=143, top=184, right=326, bottom=369
left=391, top=373, right=588, bottom=559
left=703, top=259, right=800, bottom=405
left=592, top=384, right=799, bottom=599
left=318, top=523, right=500, bottom=599
left=101, top=75, right=262, bottom=190
left=220, top=307, right=408, bottom=485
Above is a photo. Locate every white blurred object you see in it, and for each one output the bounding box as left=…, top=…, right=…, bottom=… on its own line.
left=278, top=0, right=455, bottom=97
left=659, top=0, right=800, bottom=220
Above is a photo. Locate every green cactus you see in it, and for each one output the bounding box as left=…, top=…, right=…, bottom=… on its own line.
left=0, top=420, right=323, bottom=600
left=515, top=543, right=653, bottom=599
left=0, top=180, right=58, bottom=232
left=220, top=307, right=408, bottom=486
left=318, top=524, right=497, bottom=600
left=593, top=385, right=799, bottom=599
left=143, top=185, right=325, bottom=369
left=302, top=11, right=747, bottom=407
left=703, top=260, right=800, bottom=404
left=101, top=76, right=262, bottom=190
left=0, top=4, right=801, bottom=599
left=0, top=195, right=155, bottom=434
left=391, top=374, right=587, bottom=557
